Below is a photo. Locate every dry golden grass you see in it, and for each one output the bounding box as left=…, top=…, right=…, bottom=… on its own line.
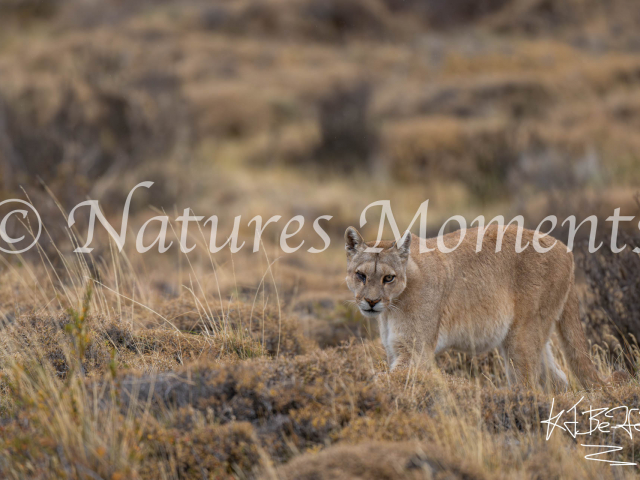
left=0, top=225, right=638, bottom=479
left=3, top=0, right=640, bottom=478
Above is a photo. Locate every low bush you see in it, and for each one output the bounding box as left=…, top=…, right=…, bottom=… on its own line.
left=578, top=229, right=640, bottom=371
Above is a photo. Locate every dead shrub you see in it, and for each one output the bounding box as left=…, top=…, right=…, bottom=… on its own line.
left=0, top=0, right=59, bottom=20
left=0, top=312, right=265, bottom=379
left=383, top=0, right=511, bottom=27
left=160, top=301, right=316, bottom=357
left=191, top=0, right=397, bottom=42
left=107, top=349, right=387, bottom=463
left=188, top=84, right=272, bottom=140
left=384, top=117, right=515, bottom=201
left=419, top=76, right=553, bottom=119
left=278, top=441, right=486, bottom=480
left=313, top=80, right=378, bottom=172
left=486, top=0, right=634, bottom=35
left=0, top=60, right=189, bottom=210
left=141, top=420, right=262, bottom=479
left=299, top=303, right=376, bottom=348
left=300, top=0, right=392, bottom=41
left=578, top=230, right=640, bottom=371
left=0, top=313, right=111, bottom=379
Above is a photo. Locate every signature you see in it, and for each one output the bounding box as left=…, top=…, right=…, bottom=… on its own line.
left=542, top=397, right=638, bottom=466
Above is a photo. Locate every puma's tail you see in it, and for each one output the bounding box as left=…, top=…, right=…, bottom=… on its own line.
left=557, top=284, right=605, bottom=388
left=557, top=284, right=630, bottom=387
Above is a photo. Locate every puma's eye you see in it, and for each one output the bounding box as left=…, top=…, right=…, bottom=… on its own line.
left=383, top=275, right=395, bottom=284
left=356, top=272, right=366, bottom=283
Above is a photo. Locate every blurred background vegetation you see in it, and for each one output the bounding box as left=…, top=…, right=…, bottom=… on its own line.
left=1, top=0, right=640, bottom=366
left=2, top=0, right=640, bottom=212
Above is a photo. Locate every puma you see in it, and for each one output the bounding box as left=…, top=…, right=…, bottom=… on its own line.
left=344, top=225, right=618, bottom=390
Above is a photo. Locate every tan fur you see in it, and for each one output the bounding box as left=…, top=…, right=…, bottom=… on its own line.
left=344, top=225, right=606, bottom=390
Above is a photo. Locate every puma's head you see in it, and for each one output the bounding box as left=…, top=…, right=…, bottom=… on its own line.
left=344, top=226, right=411, bottom=318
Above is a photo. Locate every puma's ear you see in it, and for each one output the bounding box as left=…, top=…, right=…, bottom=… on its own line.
left=392, top=231, right=412, bottom=261
left=345, top=226, right=365, bottom=257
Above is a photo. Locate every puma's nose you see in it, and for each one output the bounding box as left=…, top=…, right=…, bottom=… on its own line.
left=365, top=298, right=381, bottom=308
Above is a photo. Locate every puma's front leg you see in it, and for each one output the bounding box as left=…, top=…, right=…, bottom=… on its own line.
left=377, top=316, right=396, bottom=366
left=388, top=317, right=436, bottom=372
left=390, top=340, right=434, bottom=371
